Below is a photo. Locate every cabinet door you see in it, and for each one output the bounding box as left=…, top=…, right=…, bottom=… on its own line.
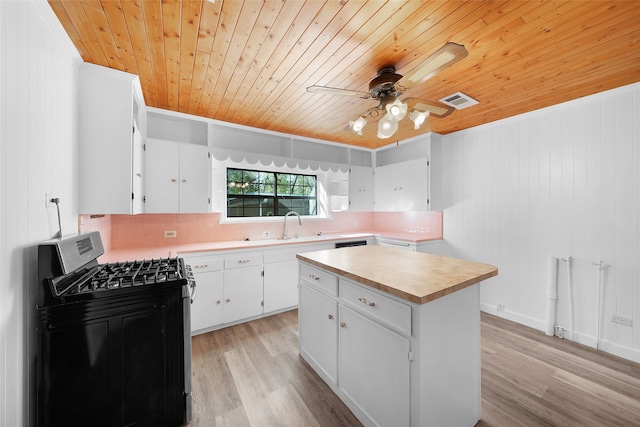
left=132, top=121, right=144, bottom=214
left=339, top=305, right=410, bottom=427
left=398, top=157, right=429, bottom=211
left=190, top=271, right=223, bottom=334
left=299, top=283, right=338, bottom=385
left=179, top=143, right=211, bottom=213
left=145, top=139, right=180, bottom=213
left=349, top=166, right=374, bottom=211
left=223, top=265, right=264, bottom=323
left=263, top=260, right=298, bottom=313
left=373, top=163, right=398, bottom=211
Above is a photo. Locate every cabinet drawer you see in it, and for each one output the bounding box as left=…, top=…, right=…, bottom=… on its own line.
left=299, top=263, right=338, bottom=296
left=340, top=279, right=411, bottom=336
left=182, top=255, right=223, bottom=273
left=224, top=254, right=262, bottom=269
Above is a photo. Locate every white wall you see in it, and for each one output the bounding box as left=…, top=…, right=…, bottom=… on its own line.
left=0, top=1, right=81, bottom=426
left=438, top=82, right=640, bottom=362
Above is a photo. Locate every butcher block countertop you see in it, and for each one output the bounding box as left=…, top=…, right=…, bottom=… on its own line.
left=297, top=245, right=498, bottom=305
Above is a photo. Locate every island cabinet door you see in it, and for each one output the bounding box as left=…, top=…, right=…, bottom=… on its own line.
left=338, top=305, right=410, bottom=427
left=299, top=283, right=338, bottom=385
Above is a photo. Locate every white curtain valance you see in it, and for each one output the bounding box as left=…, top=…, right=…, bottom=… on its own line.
left=211, top=149, right=349, bottom=173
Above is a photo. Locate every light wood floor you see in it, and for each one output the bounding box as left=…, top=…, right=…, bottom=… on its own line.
left=188, top=310, right=640, bottom=427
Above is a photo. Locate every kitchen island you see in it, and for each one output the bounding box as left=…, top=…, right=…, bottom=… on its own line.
left=296, top=245, right=498, bottom=427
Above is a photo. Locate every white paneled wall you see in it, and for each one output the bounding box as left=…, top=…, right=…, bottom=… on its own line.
left=0, top=2, right=81, bottom=426
left=439, top=82, right=640, bottom=362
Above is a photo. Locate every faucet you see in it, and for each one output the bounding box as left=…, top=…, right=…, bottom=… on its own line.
left=282, top=211, right=302, bottom=240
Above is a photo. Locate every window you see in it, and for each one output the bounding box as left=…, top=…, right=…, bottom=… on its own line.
left=227, top=168, right=317, bottom=218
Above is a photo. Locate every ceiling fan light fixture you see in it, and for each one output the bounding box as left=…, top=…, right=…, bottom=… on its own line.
left=349, top=116, right=367, bottom=135
left=377, top=114, right=398, bottom=139
left=385, top=99, right=408, bottom=120
left=409, top=109, right=430, bottom=129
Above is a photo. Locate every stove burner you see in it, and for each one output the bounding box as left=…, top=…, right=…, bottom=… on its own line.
left=49, top=258, right=185, bottom=298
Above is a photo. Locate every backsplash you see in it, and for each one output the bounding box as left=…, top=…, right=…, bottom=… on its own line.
left=79, top=211, right=442, bottom=249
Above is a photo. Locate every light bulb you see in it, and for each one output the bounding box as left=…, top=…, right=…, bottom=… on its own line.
left=385, top=99, right=408, bottom=120
left=377, top=114, right=398, bottom=139
left=409, top=109, right=430, bottom=129
left=349, top=116, right=367, bottom=135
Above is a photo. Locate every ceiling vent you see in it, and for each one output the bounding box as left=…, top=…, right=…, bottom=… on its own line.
left=439, top=92, right=478, bottom=110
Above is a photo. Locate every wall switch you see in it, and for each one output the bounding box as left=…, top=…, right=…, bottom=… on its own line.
left=164, top=230, right=177, bottom=238
left=262, top=231, right=271, bottom=239
left=611, top=315, right=633, bottom=327
left=353, top=220, right=360, bottom=228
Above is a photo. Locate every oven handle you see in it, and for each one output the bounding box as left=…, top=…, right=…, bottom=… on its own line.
left=189, top=282, right=197, bottom=304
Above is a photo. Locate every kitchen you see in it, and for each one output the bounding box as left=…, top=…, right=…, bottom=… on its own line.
left=2, top=1, right=640, bottom=426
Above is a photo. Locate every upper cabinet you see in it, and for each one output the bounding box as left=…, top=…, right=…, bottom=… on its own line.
left=349, top=166, right=374, bottom=211
left=373, top=136, right=434, bottom=212
left=144, top=139, right=211, bottom=213
left=78, top=64, right=145, bottom=214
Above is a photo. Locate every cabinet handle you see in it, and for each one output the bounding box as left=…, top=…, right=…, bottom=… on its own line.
left=194, top=264, right=208, bottom=269
left=226, top=298, right=231, bottom=303
left=358, top=297, right=376, bottom=307
left=340, top=322, right=346, bottom=328
left=216, top=300, right=222, bottom=304
left=136, top=172, right=142, bottom=177
left=182, top=179, right=187, bottom=183
left=171, top=178, right=177, bottom=183
left=328, top=314, right=333, bottom=320
left=308, top=274, right=320, bottom=280
left=237, top=259, right=251, bottom=264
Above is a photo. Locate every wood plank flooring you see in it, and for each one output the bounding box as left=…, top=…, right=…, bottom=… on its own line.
left=188, top=310, right=640, bottom=427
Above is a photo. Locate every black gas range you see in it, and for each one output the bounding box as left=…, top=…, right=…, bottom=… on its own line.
left=36, top=231, right=193, bottom=427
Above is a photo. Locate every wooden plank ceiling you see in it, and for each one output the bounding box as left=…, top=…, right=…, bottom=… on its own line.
left=49, top=0, right=640, bottom=149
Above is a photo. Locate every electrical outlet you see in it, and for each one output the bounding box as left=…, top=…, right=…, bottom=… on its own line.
left=262, top=231, right=271, bottom=239
left=45, top=193, right=58, bottom=207
left=164, top=230, right=177, bottom=238
left=612, top=315, right=633, bottom=327
left=353, top=220, right=360, bottom=228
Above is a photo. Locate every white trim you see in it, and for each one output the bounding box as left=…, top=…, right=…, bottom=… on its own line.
left=35, top=0, right=83, bottom=66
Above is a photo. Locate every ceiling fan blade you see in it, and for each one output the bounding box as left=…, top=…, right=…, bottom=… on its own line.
left=398, top=42, right=468, bottom=89
left=307, top=85, right=372, bottom=99
left=411, top=100, right=455, bottom=118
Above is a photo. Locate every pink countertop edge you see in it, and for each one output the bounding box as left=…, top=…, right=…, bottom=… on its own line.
left=99, top=231, right=442, bottom=263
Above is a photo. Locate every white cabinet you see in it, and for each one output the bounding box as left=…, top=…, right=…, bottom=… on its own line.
left=145, top=138, right=211, bottom=213
left=263, top=260, right=298, bottom=313
left=338, top=305, right=410, bottom=427
left=184, top=255, right=224, bottom=332
left=223, top=264, right=264, bottom=323
left=299, top=283, right=338, bottom=385
left=376, top=237, right=417, bottom=251
left=78, top=63, right=145, bottom=214
left=374, top=158, right=429, bottom=211
left=298, top=260, right=482, bottom=427
left=348, top=166, right=374, bottom=211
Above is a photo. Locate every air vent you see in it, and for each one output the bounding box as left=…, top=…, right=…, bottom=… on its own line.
left=439, top=92, right=478, bottom=110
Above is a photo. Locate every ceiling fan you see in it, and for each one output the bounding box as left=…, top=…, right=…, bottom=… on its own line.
left=306, top=42, right=469, bottom=139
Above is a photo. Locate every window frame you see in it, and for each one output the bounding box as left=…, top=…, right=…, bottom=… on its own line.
left=226, top=167, right=318, bottom=218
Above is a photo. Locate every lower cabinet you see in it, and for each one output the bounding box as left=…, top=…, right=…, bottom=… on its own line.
left=299, top=283, right=338, bottom=385
left=263, top=260, right=299, bottom=313
left=190, top=270, right=224, bottom=331
left=338, top=305, right=410, bottom=427
left=223, top=265, right=264, bottom=323
left=298, top=260, right=482, bottom=427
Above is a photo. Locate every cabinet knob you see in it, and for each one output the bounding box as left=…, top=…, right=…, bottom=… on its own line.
left=194, top=264, right=208, bottom=269
left=226, top=298, right=231, bottom=303
left=328, top=314, right=333, bottom=320
left=171, top=179, right=177, bottom=183
left=358, top=297, right=376, bottom=307
left=182, top=179, right=187, bottom=183
left=340, top=322, right=346, bottom=328
left=136, top=172, right=142, bottom=177
left=309, top=274, right=320, bottom=280
left=216, top=300, right=222, bottom=304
